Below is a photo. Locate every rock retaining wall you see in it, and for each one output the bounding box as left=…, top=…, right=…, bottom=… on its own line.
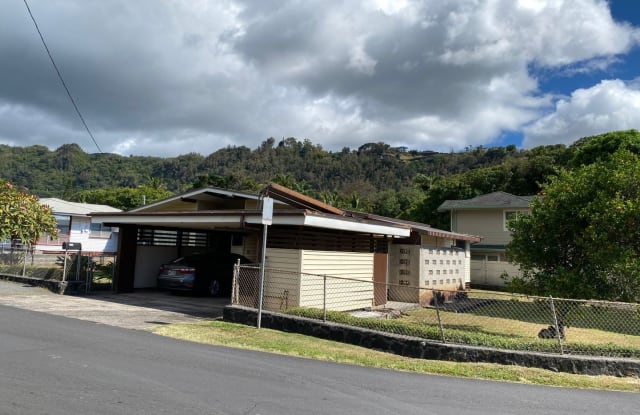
left=0, top=273, right=86, bottom=295
left=224, top=305, right=640, bottom=377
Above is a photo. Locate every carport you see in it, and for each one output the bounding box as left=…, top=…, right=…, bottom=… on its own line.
left=91, top=184, right=411, bottom=295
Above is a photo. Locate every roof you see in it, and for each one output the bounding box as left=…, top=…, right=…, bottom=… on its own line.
left=438, top=191, right=535, bottom=211
left=262, top=182, right=344, bottom=215
left=345, top=211, right=482, bottom=243
left=92, top=209, right=412, bottom=237
left=39, top=198, right=122, bottom=216
left=91, top=184, right=479, bottom=241
left=129, top=186, right=262, bottom=212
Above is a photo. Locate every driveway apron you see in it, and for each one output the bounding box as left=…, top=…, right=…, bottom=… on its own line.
left=0, top=280, right=226, bottom=330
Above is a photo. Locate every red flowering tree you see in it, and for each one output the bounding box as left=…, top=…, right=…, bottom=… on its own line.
left=0, top=180, right=58, bottom=246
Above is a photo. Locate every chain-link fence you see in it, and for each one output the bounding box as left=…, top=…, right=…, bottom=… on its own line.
left=232, top=264, right=640, bottom=359
left=0, top=246, right=116, bottom=292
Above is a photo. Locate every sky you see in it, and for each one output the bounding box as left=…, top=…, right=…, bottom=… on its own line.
left=1, top=0, right=640, bottom=158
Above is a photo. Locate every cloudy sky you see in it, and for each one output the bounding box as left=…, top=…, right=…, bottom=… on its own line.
left=1, top=0, right=640, bottom=157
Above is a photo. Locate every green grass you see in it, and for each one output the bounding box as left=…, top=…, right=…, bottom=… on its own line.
left=153, top=320, right=640, bottom=392
left=286, top=306, right=640, bottom=358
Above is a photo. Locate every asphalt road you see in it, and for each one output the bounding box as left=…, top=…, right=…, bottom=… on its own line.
left=1, top=304, right=637, bottom=415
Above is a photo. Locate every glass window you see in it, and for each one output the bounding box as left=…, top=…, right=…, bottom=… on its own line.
left=55, top=215, right=71, bottom=235
left=504, top=210, right=529, bottom=231
left=90, top=222, right=112, bottom=237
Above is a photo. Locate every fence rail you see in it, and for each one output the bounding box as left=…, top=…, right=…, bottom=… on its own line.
left=232, top=265, right=640, bottom=359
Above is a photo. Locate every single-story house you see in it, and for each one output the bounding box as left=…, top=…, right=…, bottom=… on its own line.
left=35, top=198, right=121, bottom=255
left=437, top=191, right=533, bottom=287
left=91, top=184, right=480, bottom=310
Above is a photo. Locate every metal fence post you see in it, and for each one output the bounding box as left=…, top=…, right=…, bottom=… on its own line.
left=548, top=296, right=564, bottom=355
left=433, top=290, right=446, bottom=342
left=22, top=245, right=28, bottom=277
left=323, top=275, right=327, bottom=322
left=231, top=261, right=239, bottom=305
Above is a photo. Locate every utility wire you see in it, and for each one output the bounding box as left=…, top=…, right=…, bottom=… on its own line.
left=23, top=0, right=104, bottom=153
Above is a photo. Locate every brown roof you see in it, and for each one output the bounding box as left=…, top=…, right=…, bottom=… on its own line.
left=344, top=211, right=482, bottom=243
left=262, top=182, right=345, bottom=215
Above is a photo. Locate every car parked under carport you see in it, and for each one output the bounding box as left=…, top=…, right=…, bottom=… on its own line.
left=157, top=252, right=251, bottom=296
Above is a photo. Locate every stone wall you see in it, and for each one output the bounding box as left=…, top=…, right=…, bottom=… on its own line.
left=0, top=273, right=87, bottom=295
left=224, top=305, right=640, bottom=377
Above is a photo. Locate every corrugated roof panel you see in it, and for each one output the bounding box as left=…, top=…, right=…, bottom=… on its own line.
left=39, top=198, right=121, bottom=215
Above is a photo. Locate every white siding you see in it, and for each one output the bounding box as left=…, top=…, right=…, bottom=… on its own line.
left=470, top=259, right=522, bottom=287
left=299, top=250, right=374, bottom=311
left=35, top=215, right=119, bottom=254
left=134, top=246, right=178, bottom=288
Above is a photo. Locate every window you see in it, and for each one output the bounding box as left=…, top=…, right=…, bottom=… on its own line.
left=504, top=210, right=528, bottom=231
left=90, top=223, right=112, bottom=238
left=471, top=254, right=501, bottom=262
left=55, top=215, right=71, bottom=235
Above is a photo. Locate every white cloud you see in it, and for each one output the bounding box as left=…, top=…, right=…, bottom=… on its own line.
left=0, top=0, right=638, bottom=156
left=523, top=79, right=640, bottom=147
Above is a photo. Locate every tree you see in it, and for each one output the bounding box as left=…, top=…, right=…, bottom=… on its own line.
left=73, top=182, right=172, bottom=211
left=506, top=149, right=640, bottom=301
left=0, top=180, right=58, bottom=245
left=568, top=129, right=640, bottom=167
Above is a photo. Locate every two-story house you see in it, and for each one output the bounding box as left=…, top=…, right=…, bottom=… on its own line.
left=437, top=191, right=534, bottom=288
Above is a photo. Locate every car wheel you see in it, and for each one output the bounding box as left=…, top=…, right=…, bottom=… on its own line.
left=207, top=279, right=221, bottom=297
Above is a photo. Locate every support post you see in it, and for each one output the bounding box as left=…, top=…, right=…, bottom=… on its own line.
left=433, top=290, right=446, bottom=342
left=323, top=275, right=327, bottom=322
left=549, top=296, right=564, bottom=354
left=257, top=224, right=268, bottom=329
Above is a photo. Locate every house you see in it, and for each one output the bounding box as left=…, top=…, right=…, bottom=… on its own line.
left=91, top=184, right=480, bottom=310
left=437, top=191, right=534, bottom=287
left=35, top=198, right=121, bottom=255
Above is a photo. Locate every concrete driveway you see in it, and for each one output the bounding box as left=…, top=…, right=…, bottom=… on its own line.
left=0, top=279, right=228, bottom=330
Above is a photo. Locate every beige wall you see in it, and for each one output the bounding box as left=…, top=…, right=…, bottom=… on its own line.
left=260, top=249, right=375, bottom=312
left=299, top=250, right=374, bottom=312
left=388, top=245, right=420, bottom=303
left=452, top=209, right=529, bottom=245
left=262, top=248, right=302, bottom=311
left=230, top=234, right=260, bottom=262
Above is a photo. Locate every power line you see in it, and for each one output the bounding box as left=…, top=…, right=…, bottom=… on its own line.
left=22, top=0, right=104, bottom=154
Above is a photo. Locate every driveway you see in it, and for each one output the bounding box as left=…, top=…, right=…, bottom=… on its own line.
left=0, top=279, right=227, bottom=330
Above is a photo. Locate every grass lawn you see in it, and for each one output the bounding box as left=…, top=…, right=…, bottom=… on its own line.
left=153, top=320, right=640, bottom=393
left=287, top=305, right=640, bottom=358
